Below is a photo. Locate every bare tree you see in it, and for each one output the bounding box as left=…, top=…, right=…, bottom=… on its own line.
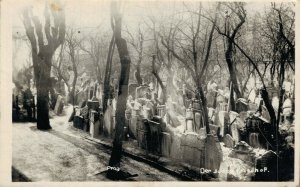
left=126, top=26, right=144, bottom=85
left=23, top=1, right=65, bottom=130
left=160, top=3, right=220, bottom=134
left=107, top=1, right=132, bottom=179
left=65, top=29, right=83, bottom=105
left=215, top=2, right=246, bottom=110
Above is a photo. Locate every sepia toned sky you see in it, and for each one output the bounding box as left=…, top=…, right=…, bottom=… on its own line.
left=11, top=0, right=276, bottom=73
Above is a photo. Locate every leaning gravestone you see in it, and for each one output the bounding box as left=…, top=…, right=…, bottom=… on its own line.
left=223, top=134, right=235, bottom=148
left=229, top=111, right=240, bottom=143
left=54, top=95, right=64, bottom=115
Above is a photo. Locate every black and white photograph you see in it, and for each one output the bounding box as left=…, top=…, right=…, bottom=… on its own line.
left=4, top=0, right=298, bottom=184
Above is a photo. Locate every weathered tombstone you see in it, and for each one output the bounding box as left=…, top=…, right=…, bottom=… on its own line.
left=185, top=107, right=194, bottom=132
left=181, top=132, right=205, bottom=167
left=161, top=132, right=171, bottom=157
left=128, top=83, right=138, bottom=99
left=129, top=108, right=139, bottom=138
left=236, top=98, right=248, bottom=112
left=229, top=141, right=255, bottom=164
left=223, top=134, right=235, bottom=148
left=157, top=105, right=166, bottom=118
left=73, top=113, right=84, bottom=130
left=208, top=107, right=215, bottom=119
left=194, top=112, right=203, bottom=132
left=249, top=132, right=261, bottom=148
left=87, top=97, right=100, bottom=111
left=209, top=124, right=219, bottom=136
left=170, top=133, right=183, bottom=161
left=89, top=110, right=100, bottom=138
left=137, top=118, right=149, bottom=149
left=148, top=119, right=162, bottom=155
left=229, top=111, right=240, bottom=143
left=239, top=111, right=248, bottom=123
left=215, top=111, right=229, bottom=138
left=136, top=85, right=149, bottom=99
left=206, top=91, right=216, bottom=108
left=248, top=103, right=257, bottom=111
left=54, top=95, right=64, bottom=115
left=204, top=134, right=223, bottom=171
left=218, top=102, right=228, bottom=112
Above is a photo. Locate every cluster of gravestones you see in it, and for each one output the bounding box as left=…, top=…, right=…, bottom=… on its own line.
left=123, top=84, right=223, bottom=173
left=12, top=89, right=36, bottom=122
left=71, top=82, right=103, bottom=138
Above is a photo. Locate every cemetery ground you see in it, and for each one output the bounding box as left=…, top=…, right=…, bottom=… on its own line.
left=12, top=104, right=273, bottom=182
left=12, top=105, right=181, bottom=181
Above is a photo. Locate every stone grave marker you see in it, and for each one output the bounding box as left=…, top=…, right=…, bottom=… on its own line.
left=181, top=132, right=205, bottom=167
left=128, top=83, right=138, bottom=99
left=223, top=134, right=235, bottom=148
left=54, top=95, right=64, bottom=115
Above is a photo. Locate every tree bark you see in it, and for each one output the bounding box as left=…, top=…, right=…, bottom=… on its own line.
left=103, top=36, right=115, bottom=113
left=107, top=1, right=131, bottom=179
left=23, top=2, right=65, bottom=130
left=34, top=53, right=52, bottom=130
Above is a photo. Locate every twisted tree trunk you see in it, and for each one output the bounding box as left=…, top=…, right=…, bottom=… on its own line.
left=107, top=1, right=131, bottom=179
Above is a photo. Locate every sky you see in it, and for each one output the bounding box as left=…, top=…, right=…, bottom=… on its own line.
left=10, top=0, right=277, bottom=73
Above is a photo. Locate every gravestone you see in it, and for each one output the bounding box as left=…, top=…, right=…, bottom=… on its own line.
left=229, top=111, right=240, bottom=143
left=89, top=110, right=100, bottom=138
left=239, top=111, right=248, bottom=123
left=54, top=95, right=64, bottom=115
left=208, top=107, right=215, bottom=119
left=170, top=133, right=183, bottom=161
left=248, top=103, right=257, bottom=111
left=223, top=134, right=235, bottom=148
left=148, top=119, right=162, bottom=155
left=137, top=118, right=149, bottom=149
left=157, top=105, right=166, bottom=118
left=161, top=132, right=171, bottom=157
left=215, top=111, right=229, bottom=138
left=249, top=132, right=261, bottom=148
left=206, top=91, right=216, bottom=108
left=136, top=85, right=150, bottom=99
left=204, top=134, right=223, bottom=171
left=194, top=112, right=203, bottom=131
left=128, top=83, right=138, bottom=99
left=129, top=108, right=139, bottom=138
left=229, top=141, right=255, bottom=164
left=181, top=132, right=205, bottom=167
left=73, top=116, right=84, bottom=129
left=209, top=124, right=219, bottom=136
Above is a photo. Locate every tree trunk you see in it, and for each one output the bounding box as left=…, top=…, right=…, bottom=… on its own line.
left=195, top=76, right=210, bottom=134
left=225, top=42, right=242, bottom=104
left=103, top=36, right=115, bottom=113
left=135, top=60, right=143, bottom=85
left=107, top=2, right=131, bottom=179
left=34, top=54, right=52, bottom=130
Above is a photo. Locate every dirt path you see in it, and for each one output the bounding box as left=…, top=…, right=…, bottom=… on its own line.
left=12, top=106, right=178, bottom=181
